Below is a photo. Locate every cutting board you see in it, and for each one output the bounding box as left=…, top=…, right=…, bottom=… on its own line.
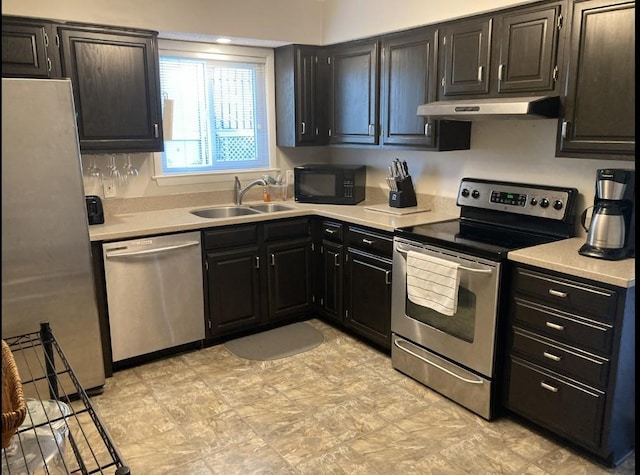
left=364, top=203, right=430, bottom=216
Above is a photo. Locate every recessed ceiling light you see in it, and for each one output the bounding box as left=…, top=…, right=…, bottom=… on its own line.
left=216, top=38, right=232, bottom=44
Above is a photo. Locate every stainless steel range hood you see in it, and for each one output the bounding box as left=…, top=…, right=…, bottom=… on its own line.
left=417, top=96, right=560, bottom=120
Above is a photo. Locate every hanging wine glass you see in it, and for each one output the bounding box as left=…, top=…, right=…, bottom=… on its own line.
left=122, top=154, right=139, bottom=184
left=107, top=154, right=124, bottom=187
left=84, top=156, right=103, bottom=195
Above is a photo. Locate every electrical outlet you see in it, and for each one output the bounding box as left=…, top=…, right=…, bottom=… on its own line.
left=103, top=178, right=116, bottom=198
left=285, top=169, right=294, bottom=185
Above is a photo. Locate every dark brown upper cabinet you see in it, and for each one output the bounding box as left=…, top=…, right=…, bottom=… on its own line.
left=494, top=2, right=565, bottom=94
left=327, top=39, right=380, bottom=145
left=58, top=24, right=164, bottom=153
left=275, top=44, right=328, bottom=147
left=381, top=27, right=471, bottom=150
left=2, top=17, right=61, bottom=78
left=556, top=0, right=635, bottom=159
left=439, top=17, right=493, bottom=97
left=439, top=0, right=567, bottom=99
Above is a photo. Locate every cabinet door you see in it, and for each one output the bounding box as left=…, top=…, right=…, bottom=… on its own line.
left=296, top=46, right=321, bottom=145
left=328, top=40, right=379, bottom=144
left=381, top=28, right=437, bottom=147
left=440, top=17, right=492, bottom=97
left=320, top=240, right=344, bottom=323
left=2, top=18, right=60, bottom=78
left=206, top=246, right=262, bottom=336
left=58, top=26, right=163, bottom=153
left=496, top=3, right=563, bottom=94
left=345, top=249, right=392, bottom=349
left=266, top=237, right=313, bottom=322
left=557, top=0, right=635, bottom=158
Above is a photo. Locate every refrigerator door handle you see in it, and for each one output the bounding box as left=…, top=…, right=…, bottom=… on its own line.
left=105, top=240, right=200, bottom=258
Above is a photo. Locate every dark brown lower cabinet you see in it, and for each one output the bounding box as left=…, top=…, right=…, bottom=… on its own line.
left=206, top=245, right=262, bottom=336
left=504, top=263, right=635, bottom=467
left=203, top=218, right=312, bottom=339
left=344, top=248, right=392, bottom=350
left=320, top=240, right=344, bottom=324
left=266, top=237, right=313, bottom=322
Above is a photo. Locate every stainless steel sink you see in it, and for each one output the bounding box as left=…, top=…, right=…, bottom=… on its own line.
left=248, top=203, right=295, bottom=213
left=190, top=206, right=262, bottom=219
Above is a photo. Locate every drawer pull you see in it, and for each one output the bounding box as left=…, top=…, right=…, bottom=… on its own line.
left=543, top=351, right=562, bottom=362
left=540, top=381, right=559, bottom=393
left=545, top=321, right=564, bottom=331
left=362, top=238, right=374, bottom=245
left=548, top=289, right=568, bottom=298
left=325, top=228, right=337, bottom=234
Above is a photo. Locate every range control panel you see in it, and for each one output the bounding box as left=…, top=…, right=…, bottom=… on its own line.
left=457, top=178, right=578, bottom=220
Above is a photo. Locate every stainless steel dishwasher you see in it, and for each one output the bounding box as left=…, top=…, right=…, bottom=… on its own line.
left=102, top=231, right=205, bottom=363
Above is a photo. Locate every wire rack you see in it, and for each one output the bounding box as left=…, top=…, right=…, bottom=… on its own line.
left=2, top=322, right=130, bottom=475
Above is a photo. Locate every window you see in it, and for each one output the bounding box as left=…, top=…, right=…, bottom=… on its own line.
left=154, top=39, right=277, bottom=185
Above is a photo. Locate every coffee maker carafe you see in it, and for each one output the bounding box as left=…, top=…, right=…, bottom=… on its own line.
left=579, top=169, right=635, bottom=260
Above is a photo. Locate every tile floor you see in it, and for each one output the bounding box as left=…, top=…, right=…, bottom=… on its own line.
left=92, top=319, right=635, bottom=474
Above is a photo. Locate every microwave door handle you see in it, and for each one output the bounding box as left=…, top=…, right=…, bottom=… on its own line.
left=395, top=246, right=492, bottom=274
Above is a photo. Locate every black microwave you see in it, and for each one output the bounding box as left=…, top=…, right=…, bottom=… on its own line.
left=294, top=164, right=366, bottom=205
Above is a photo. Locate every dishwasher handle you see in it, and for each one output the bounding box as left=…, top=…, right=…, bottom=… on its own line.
left=105, top=240, right=200, bottom=258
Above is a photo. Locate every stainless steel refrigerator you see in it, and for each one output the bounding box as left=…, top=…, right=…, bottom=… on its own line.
left=2, top=78, right=105, bottom=390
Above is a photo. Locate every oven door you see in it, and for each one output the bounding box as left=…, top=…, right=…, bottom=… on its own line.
left=392, top=237, right=501, bottom=378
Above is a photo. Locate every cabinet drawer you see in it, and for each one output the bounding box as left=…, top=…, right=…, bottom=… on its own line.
left=264, top=218, right=309, bottom=241
left=203, top=224, right=258, bottom=250
left=347, top=226, right=393, bottom=257
left=507, top=356, right=605, bottom=449
left=513, top=267, right=617, bottom=320
left=513, top=298, right=614, bottom=355
left=322, top=220, right=343, bottom=242
left=511, top=327, right=610, bottom=388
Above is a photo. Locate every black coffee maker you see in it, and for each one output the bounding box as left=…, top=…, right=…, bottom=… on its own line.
left=579, top=169, right=635, bottom=260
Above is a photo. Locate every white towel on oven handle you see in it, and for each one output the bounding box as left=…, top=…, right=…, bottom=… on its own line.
left=406, top=250, right=460, bottom=316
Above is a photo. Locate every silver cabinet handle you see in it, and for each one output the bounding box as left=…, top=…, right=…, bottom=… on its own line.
left=543, top=351, right=562, bottom=362
left=334, top=253, right=340, bottom=267
left=477, top=65, right=484, bottom=82
left=546, top=321, right=565, bottom=331
left=540, top=382, right=559, bottom=393
left=325, top=228, right=336, bottom=234
left=561, top=120, right=570, bottom=139
left=394, top=337, right=484, bottom=385
left=362, top=238, right=374, bottom=245
left=154, top=123, right=159, bottom=138
left=270, top=253, right=276, bottom=266
left=105, top=240, right=199, bottom=258
left=549, top=289, right=567, bottom=298
left=255, top=256, right=260, bottom=269
left=301, top=121, right=306, bottom=135
left=385, top=270, right=391, bottom=285
left=424, top=122, right=432, bottom=137
left=368, top=124, right=376, bottom=136
left=498, top=64, right=505, bottom=81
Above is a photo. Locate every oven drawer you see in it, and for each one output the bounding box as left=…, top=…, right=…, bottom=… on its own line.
left=513, top=298, right=614, bottom=355
left=513, top=267, right=617, bottom=320
left=391, top=335, right=493, bottom=420
left=511, top=327, right=610, bottom=388
left=507, top=356, right=605, bottom=449
left=348, top=226, right=393, bottom=257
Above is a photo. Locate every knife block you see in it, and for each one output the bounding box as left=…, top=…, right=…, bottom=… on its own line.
left=389, top=176, right=417, bottom=208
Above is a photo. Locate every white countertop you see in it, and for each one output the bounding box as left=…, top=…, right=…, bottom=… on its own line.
left=508, top=237, right=635, bottom=288
left=88, top=200, right=456, bottom=242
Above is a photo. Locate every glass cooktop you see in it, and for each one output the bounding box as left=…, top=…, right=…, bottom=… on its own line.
left=395, top=219, right=566, bottom=260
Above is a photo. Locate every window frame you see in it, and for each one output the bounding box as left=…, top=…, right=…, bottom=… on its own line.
left=153, top=39, right=278, bottom=186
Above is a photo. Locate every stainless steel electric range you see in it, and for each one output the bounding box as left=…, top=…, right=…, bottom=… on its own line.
left=391, top=178, right=579, bottom=420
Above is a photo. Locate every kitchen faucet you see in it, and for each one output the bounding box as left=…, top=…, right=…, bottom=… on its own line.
left=234, top=176, right=267, bottom=205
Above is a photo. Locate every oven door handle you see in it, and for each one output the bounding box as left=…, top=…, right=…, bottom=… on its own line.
left=395, top=246, right=493, bottom=275
left=393, top=337, right=485, bottom=385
